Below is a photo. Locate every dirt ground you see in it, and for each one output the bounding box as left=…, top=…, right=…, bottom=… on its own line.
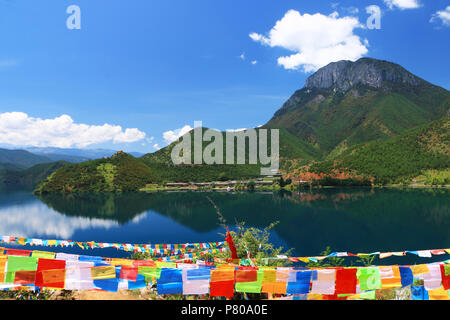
left=52, top=288, right=158, bottom=300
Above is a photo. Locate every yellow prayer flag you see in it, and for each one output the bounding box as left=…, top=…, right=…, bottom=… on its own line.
left=110, top=258, right=134, bottom=266
left=307, top=293, right=323, bottom=300
left=90, top=266, right=116, bottom=280
left=298, top=257, right=309, bottom=263
left=47, top=240, right=57, bottom=246
left=262, top=270, right=277, bottom=283
left=216, top=264, right=236, bottom=270
left=155, top=261, right=176, bottom=268
left=411, top=264, right=429, bottom=276
left=428, top=287, right=448, bottom=300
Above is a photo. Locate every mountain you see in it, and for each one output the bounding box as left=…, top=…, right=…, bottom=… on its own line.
left=25, top=147, right=145, bottom=162
left=309, top=117, right=449, bottom=184
left=0, top=148, right=53, bottom=168
left=32, top=57, right=450, bottom=190
left=35, top=152, right=161, bottom=194
left=0, top=161, right=71, bottom=190
left=265, top=57, right=450, bottom=159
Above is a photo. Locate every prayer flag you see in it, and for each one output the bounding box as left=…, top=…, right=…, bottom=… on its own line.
left=440, top=264, right=450, bottom=290
left=399, top=267, right=414, bottom=287
left=119, top=266, right=138, bottom=282
left=90, top=266, right=116, bottom=280
left=335, top=268, right=357, bottom=294
left=14, top=270, right=36, bottom=285
left=36, top=258, right=66, bottom=288
left=210, top=280, right=234, bottom=298
left=411, top=286, right=429, bottom=300
left=357, top=267, right=381, bottom=291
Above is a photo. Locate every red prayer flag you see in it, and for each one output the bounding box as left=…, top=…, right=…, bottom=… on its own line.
left=14, top=271, right=36, bottom=285
left=440, top=264, right=450, bottom=290
left=132, top=260, right=156, bottom=267
left=210, top=280, right=235, bottom=298
left=35, top=258, right=66, bottom=288
left=335, top=268, right=357, bottom=294
left=225, top=229, right=238, bottom=260
left=235, top=270, right=257, bottom=283
left=119, top=266, right=138, bottom=281
left=323, top=294, right=348, bottom=300
left=6, top=249, right=31, bottom=257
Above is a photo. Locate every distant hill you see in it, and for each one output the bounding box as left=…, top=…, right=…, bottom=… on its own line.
left=0, top=162, right=26, bottom=171
left=0, top=161, right=71, bottom=190
left=309, top=117, right=450, bottom=184
left=25, top=147, right=145, bottom=159
left=0, top=148, right=53, bottom=168
left=35, top=152, right=160, bottom=194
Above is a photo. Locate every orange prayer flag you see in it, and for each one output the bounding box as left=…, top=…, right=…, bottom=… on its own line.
left=41, top=269, right=66, bottom=287
left=381, top=266, right=402, bottom=288
left=261, top=281, right=287, bottom=294
left=211, top=269, right=235, bottom=282
left=0, top=255, right=6, bottom=284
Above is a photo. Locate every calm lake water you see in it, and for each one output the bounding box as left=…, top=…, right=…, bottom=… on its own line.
left=0, top=188, right=449, bottom=265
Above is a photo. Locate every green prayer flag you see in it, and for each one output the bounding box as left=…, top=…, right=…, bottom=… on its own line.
left=357, top=267, right=381, bottom=291
left=5, top=256, right=37, bottom=283
left=31, top=251, right=56, bottom=259
left=359, top=290, right=376, bottom=300
left=444, top=265, right=450, bottom=277
left=235, top=271, right=263, bottom=293
left=138, top=267, right=161, bottom=279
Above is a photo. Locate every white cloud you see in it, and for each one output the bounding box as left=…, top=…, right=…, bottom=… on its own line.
left=251, top=60, right=258, bottom=65
left=153, top=143, right=161, bottom=150
left=430, top=6, right=450, bottom=27
left=249, top=10, right=368, bottom=72
left=0, top=112, right=146, bottom=148
left=239, top=52, right=246, bottom=60
left=0, top=201, right=119, bottom=239
left=384, top=0, right=421, bottom=10
left=162, top=124, right=193, bottom=145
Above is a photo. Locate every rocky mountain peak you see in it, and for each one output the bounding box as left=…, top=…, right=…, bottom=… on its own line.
left=304, top=57, right=425, bottom=92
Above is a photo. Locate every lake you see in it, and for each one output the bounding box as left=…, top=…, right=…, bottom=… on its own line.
left=0, top=188, right=449, bottom=265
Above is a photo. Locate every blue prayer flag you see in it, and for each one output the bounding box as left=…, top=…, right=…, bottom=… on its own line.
left=411, top=286, right=429, bottom=300
left=399, top=266, right=414, bottom=287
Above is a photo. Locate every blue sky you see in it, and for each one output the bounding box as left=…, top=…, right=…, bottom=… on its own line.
left=0, top=0, right=449, bottom=153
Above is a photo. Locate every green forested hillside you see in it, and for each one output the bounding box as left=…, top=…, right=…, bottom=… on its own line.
left=266, top=59, right=450, bottom=158
left=35, top=152, right=160, bottom=194
left=0, top=161, right=70, bottom=190
left=309, top=118, right=450, bottom=184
